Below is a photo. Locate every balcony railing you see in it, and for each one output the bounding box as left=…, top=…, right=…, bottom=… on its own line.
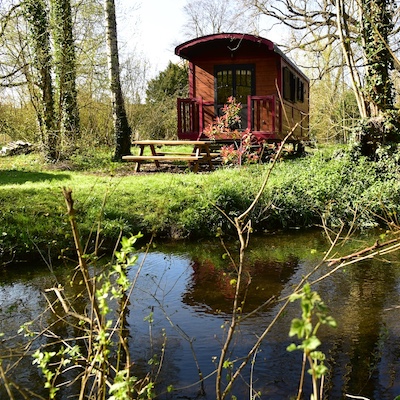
left=177, top=95, right=278, bottom=140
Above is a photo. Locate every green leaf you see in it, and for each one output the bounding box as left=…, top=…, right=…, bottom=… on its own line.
left=289, top=318, right=312, bottom=339
left=286, top=343, right=298, bottom=352
left=303, top=336, right=321, bottom=351
left=223, top=359, right=233, bottom=369
left=310, top=350, right=325, bottom=361
left=308, top=363, right=328, bottom=378
left=324, top=315, right=337, bottom=328
left=289, top=292, right=303, bottom=302
left=288, top=318, right=304, bottom=337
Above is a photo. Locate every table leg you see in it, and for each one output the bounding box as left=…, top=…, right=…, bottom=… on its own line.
left=190, top=146, right=201, bottom=173
left=150, top=145, right=161, bottom=169
left=195, top=144, right=214, bottom=171
left=203, top=144, right=214, bottom=170
left=134, top=145, right=145, bottom=172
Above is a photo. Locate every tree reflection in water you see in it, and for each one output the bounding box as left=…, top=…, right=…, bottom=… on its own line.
left=1, top=231, right=400, bottom=399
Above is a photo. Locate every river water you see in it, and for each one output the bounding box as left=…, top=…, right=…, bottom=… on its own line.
left=1, top=229, right=400, bottom=399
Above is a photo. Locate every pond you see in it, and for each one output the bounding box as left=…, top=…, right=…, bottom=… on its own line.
left=1, top=229, right=400, bottom=399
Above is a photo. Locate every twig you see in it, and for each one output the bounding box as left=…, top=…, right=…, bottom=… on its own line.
left=326, top=238, right=399, bottom=266
left=237, top=115, right=308, bottom=225
left=219, top=228, right=344, bottom=399
left=0, top=362, right=15, bottom=400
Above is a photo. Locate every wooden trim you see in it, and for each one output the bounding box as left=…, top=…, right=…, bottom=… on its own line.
left=189, top=61, right=195, bottom=97
left=175, top=33, right=275, bottom=59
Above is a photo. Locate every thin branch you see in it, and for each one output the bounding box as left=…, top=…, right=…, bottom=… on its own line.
left=237, top=115, right=308, bottom=225
left=325, top=237, right=399, bottom=266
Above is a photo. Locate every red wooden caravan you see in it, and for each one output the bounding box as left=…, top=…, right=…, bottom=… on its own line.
left=175, top=33, right=309, bottom=143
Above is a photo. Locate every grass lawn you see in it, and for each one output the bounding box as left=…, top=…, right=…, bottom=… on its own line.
left=1, top=145, right=400, bottom=263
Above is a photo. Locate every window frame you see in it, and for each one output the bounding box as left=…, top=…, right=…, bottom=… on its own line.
left=214, top=64, right=255, bottom=108
left=283, top=67, right=305, bottom=103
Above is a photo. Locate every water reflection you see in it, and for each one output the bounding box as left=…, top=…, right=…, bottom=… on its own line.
left=184, top=255, right=299, bottom=314
left=320, top=259, right=400, bottom=399
left=0, top=264, right=62, bottom=398
left=0, top=231, right=400, bottom=399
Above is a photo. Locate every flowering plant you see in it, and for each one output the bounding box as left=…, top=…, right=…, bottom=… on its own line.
left=203, top=97, right=249, bottom=140
left=204, top=97, right=263, bottom=165
left=219, top=131, right=262, bottom=165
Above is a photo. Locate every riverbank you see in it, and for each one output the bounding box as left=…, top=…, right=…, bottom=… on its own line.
left=1, top=144, right=400, bottom=264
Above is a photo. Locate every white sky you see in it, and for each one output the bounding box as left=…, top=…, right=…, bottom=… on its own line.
left=117, top=0, right=188, bottom=77
left=116, top=0, right=288, bottom=80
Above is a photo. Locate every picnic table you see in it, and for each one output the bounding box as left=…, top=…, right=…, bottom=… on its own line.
left=122, top=140, right=218, bottom=172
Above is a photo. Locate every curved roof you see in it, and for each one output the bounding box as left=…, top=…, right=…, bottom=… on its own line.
left=175, top=32, right=309, bottom=82
left=175, top=33, right=275, bottom=59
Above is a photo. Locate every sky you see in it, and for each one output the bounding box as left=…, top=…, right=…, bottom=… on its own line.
left=116, top=0, right=288, bottom=80
left=117, top=0, right=188, bottom=77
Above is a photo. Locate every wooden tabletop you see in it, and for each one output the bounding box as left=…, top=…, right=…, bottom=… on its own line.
left=132, top=140, right=212, bottom=145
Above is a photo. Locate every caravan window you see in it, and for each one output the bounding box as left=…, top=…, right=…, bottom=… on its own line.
left=283, top=67, right=305, bottom=103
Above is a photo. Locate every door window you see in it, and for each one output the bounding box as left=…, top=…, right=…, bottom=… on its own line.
left=215, top=65, right=255, bottom=127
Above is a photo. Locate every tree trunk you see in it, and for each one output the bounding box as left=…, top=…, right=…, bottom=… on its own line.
left=361, top=0, right=394, bottom=117
left=358, top=0, right=398, bottom=156
left=104, top=0, right=131, bottom=160
left=335, top=0, right=368, bottom=119
left=50, top=0, right=80, bottom=158
left=23, top=0, right=58, bottom=161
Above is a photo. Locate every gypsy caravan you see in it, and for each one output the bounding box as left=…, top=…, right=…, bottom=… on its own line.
left=175, top=33, right=309, bottom=146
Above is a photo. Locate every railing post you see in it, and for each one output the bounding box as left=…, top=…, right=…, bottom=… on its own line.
left=177, top=98, right=183, bottom=137
left=247, top=95, right=252, bottom=131
left=177, top=97, right=205, bottom=139
left=198, top=97, right=203, bottom=136
left=270, top=95, right=276, bottom=133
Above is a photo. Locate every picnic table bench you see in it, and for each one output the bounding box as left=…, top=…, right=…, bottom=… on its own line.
left=122, top=140, right=218, bottom=172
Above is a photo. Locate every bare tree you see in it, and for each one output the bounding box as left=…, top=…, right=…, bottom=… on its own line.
left=104, top=0, right=132, bottom=160
left=182, top=0, right=258, bottom=38
left=305, top=43, right=359, bottom=143
left=0, top=2, right=28, bottom=88
left=247, top=0, right=397, bottom=119
left=9, top=0, right=80, bottom=160
left=1, top=0, right=141, bottom=157
left=246, top=0, right=400, bottom=153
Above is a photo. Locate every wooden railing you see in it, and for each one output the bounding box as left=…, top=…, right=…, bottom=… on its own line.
left=177, top=95, right=279, bottom=140
left=177, top=98, right=203, bottom=139
left=247, top=95, right=277, bottom=138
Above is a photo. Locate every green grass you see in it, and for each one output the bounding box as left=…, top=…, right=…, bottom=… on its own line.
left=1, top=145, right=400, bottom=262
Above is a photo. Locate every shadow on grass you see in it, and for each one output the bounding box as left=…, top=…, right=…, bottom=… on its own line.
left=0, top=170, right=71, bottom=185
